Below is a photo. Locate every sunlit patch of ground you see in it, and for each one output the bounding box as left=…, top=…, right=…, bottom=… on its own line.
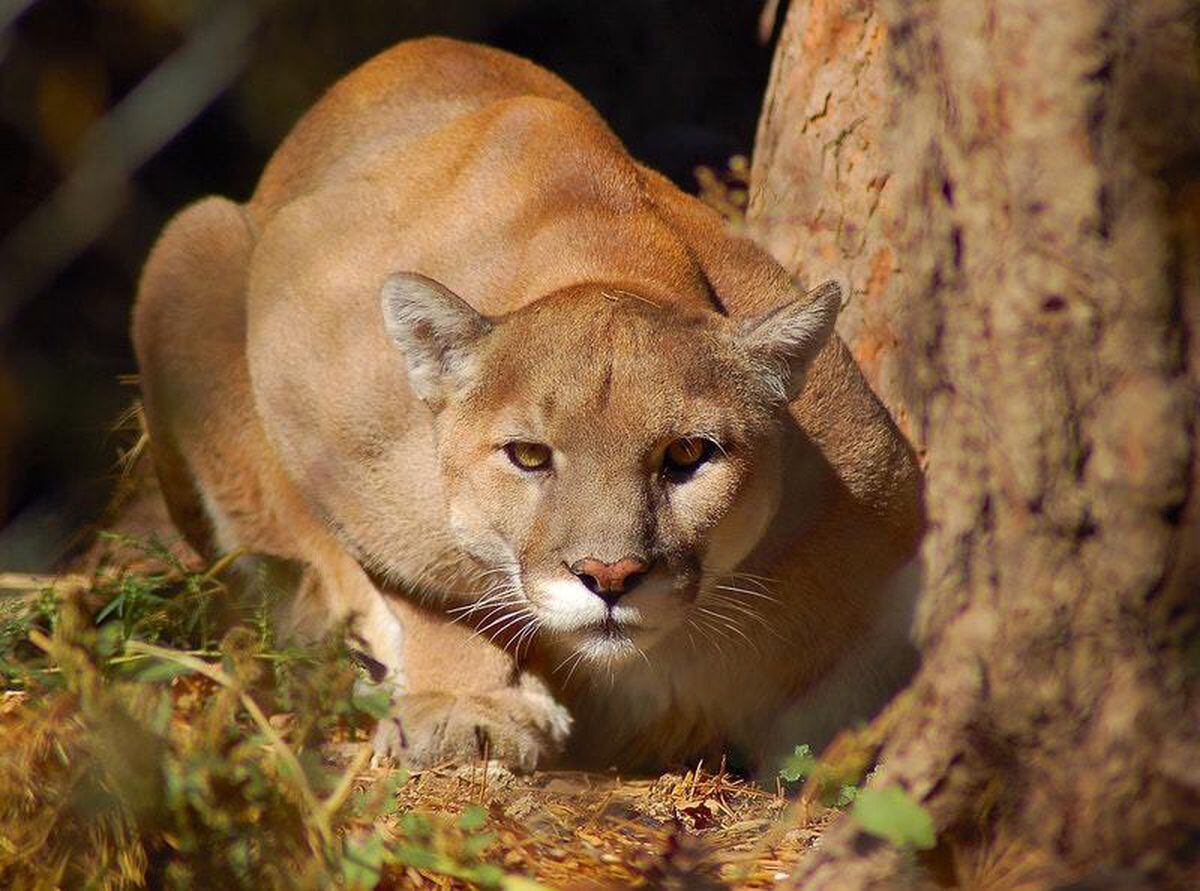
left=333, top=758, right=832, bottom=889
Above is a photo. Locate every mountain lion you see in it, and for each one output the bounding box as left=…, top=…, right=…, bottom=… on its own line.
left=133, top=37, right=923, bottom=773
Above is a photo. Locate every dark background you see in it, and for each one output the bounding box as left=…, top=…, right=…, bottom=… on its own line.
left=0, top=0, right=777, bottom=569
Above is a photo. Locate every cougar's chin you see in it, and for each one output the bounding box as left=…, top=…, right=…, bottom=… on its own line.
left=526, top=571, right=693, bottom=635
left=574, top=625, right=645, bottom=663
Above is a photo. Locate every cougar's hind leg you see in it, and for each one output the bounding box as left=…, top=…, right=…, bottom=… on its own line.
left=132, top=197, right=405, bottom=681
left=133, top=197, right=270, bottom=560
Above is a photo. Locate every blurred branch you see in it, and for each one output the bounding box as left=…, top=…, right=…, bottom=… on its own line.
left=0, top=0, right=37, bottom=65
left=758, top=0, right=783, bottom=44
left=0, top=570, right=89, bottom=593
left=0, top=0, right=37, bottom=39
left=0, top=0, right=264, bottom=327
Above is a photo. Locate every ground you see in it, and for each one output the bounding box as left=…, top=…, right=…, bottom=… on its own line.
left=340, top=758, right=824, bottom=888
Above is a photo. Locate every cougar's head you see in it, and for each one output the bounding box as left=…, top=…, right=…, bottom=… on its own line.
left=381, top=275, right=841, bottom=661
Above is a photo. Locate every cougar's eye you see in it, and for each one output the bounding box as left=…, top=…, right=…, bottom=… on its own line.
left=662, top=437, right=715, bottom=478
left=505, top=441, right=552, bottom=471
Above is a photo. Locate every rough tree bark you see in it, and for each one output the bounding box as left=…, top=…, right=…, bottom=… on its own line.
left=750, top=1, right=1200, bottom=887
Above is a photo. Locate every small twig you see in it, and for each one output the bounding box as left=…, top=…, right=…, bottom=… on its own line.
left=585, top=789, right=615, bottom=825
left=200, top=547, right=248, bottom=582
left=26, top=628, right=53, bottom=654
left=319, top=744, right=373, bottom=824
left=95, top=649, right=305, bottom=667
left=0, top=572, right=89, bottom=594
left=478, top=734, right=491, bottom=803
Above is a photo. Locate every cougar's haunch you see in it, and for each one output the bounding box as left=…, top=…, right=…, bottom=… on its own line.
left=133, top=37, right=923, bottom=773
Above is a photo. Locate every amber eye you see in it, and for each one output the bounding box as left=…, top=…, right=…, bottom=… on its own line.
left=505, top=441, right=553, bottom=471
left=662, top=437, right=715, bottom=478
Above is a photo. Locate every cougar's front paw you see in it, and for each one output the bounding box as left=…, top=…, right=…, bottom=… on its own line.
left=372, top=674, right=571, bottom=772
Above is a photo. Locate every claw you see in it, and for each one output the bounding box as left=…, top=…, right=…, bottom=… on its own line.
left=370, top=716, right=407, bottom=768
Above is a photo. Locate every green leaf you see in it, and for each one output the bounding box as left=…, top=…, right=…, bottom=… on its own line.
left=392, top=844, right=439, bottom=870
left=351, top=686, right=393, bottom=720
left=342, top=833, right=386, bottom=890
left=851, top=786, right=936, bottom=851
left=461, top=831, right=495, bottom=859
left=135, top=660, right=194, bottom=683
left=499, top=876, right=556, bottom=891
left=94, top=622, right=124, bottom=657
left=400, top=812, right=432, bottom=838
left=149, top=689, right=175, bottom=734
left=95, top=594, right=127, bottom=624
left=380, top=769, right=409, bottom=814
left=464, top=863, right=505, bottom=887
left=457, top=804, right=488, bottom=831
left=778, top=744, right=816, bottom=783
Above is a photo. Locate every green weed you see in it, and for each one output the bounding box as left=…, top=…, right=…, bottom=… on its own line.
left=778, top=744, right=934, bottom=850
left=850, top=787, right=936, bottom=851
left=777, top=744, right=861, bottom=807
left=0, top=542, right=547, bottom=890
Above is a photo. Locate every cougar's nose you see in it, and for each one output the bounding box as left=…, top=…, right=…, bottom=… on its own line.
left=569, top=556, right=651, bottom=606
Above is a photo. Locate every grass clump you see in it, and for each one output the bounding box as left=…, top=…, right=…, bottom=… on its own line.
left=0, top=536, right=543, bottom=890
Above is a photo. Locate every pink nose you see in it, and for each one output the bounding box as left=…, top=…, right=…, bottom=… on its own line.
left=569, top=557, right=651, bottom=603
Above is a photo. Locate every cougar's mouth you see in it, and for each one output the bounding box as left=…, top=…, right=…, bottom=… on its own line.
left=582, top=613, right=633, bottom=640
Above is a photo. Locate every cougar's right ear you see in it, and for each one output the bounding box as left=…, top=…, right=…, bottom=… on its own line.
left=380, top=272, right=493, bottom=405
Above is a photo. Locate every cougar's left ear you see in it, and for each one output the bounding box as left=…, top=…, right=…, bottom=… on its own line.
left=381, top=272, right=493, bottom=406
left=732, top=279, right=843, bottom=401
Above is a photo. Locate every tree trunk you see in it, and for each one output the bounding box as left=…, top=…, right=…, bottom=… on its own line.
left=750, top=1, right=1200, bottom=887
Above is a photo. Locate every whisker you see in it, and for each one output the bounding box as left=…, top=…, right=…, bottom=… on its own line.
left=445, top=582, right=520, bottom=614
left=633, top=642, right=653, bottom=670
left=725, top=570, right=780, bottom=585
left=553, top=646, right=584, bottom=675
left=486, top=609, right=535, bottom=645
left=466, top=566, right=516, bottom=590
left=705, top=593, right=773, bottom=627
left=448, top=600, right=520, bottom=628
left=711, top=582, right=780, bottom=604
left=510, top=619, right=540, bottom=660
left=602, top=656, right=618, bottom=689
left=465, top=604, right=517, bottom=634
left=472, top=566, right=513, bottom=580
left=695, top=606, right=759, bottom=653
left=471, top=607, right=531, bottom=641
left=687, top=615, right=728, bottom=661
left=701, top=564, right=778, bottom=582
left=446, top=595, right=522, bottom=616
left=560, top=648, right=590, bottom=686
left=707, top=593, right=792, bottom=643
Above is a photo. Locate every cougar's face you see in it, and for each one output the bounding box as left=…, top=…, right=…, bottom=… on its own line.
left=434, top=294, right=790, bottom=660
left=381, top=276, right=838, bottom=663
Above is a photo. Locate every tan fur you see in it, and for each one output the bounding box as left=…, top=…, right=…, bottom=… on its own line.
left=133, top=37, right=923, bottom=773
